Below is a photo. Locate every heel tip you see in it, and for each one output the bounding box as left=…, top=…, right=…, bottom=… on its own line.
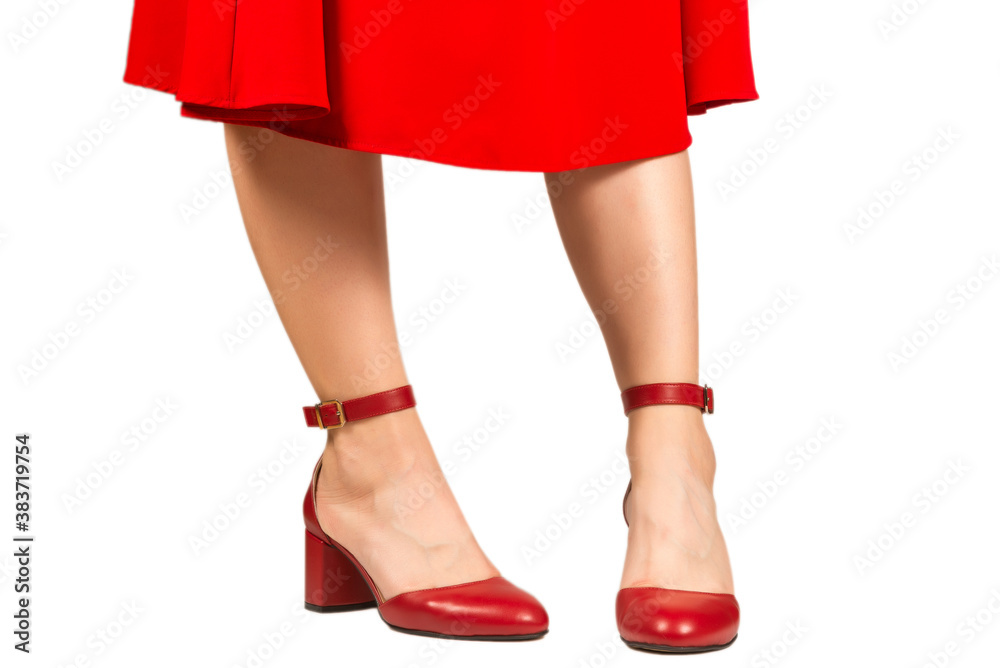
left=305, top=600, right=378, bottom=613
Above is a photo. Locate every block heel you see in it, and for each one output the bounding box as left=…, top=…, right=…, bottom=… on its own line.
left=304, top=529, right=377, bottom=612
left=300, top=385, right=548, bottom=639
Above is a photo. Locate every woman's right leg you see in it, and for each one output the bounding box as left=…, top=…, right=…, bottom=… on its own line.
left=223, top=123, right=499, bottom=598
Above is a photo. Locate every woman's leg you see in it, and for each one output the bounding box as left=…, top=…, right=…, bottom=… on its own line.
left=224, top=124, right=499, bottom=598
left=545, top=150, right=733, bottom=594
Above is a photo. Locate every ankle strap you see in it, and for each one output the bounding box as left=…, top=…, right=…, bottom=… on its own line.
left=621, top=382, right=714, bottom=415
left=303, top=385, right=416, bottom=429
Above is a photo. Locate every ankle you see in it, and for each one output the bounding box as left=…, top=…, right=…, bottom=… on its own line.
left=625, top=407, right=716, bottom=483
left=320, top=408, right=428, bottom=484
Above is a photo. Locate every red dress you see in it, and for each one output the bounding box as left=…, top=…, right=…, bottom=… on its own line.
left=123, top=1, right=758, bottom=172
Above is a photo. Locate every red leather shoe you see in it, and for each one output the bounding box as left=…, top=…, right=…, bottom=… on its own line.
left=615, top=382, right=739, bottom=653
left=301, top=385, right=548, bottom=641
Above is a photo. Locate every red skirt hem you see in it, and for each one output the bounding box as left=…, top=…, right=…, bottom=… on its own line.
left=123, top=0, right=759, bottom=172
left=201, top=112, right=697, bottom=173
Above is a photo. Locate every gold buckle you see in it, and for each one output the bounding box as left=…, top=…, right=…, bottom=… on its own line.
left=314, top=400, right=346, bottom=429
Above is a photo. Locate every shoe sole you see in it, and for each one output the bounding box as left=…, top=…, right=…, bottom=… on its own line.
left=304, top=601, right=379, bottom=613
left=384, top=621, right=548, bottom=642
left=621, top=634, right=737, bottom=654
left=305, top=601, right=548, bottom=641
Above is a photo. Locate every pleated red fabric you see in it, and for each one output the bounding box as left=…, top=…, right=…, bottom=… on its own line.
left=124, top=1, right=758, bottom=172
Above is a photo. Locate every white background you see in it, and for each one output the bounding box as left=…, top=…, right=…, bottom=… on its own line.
left=3, top=0, right=1000, bottom=666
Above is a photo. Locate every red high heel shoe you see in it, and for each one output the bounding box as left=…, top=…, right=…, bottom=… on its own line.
left=615, top=382, right=739, bottom=653
left=301, top=385, right=548, bottom=640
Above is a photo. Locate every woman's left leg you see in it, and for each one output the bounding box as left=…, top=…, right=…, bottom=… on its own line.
left=544, top=150, right=734, bottom=595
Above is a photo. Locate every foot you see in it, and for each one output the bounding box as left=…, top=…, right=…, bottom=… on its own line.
left=313, top=407, right=501, bottom=601
left=620, top=405, right=734, bottom=595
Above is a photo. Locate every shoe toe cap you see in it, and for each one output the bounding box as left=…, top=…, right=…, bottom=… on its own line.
left=379, top=576, right=548, bottom=638
left=616, top=587, right=739, bottom=649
